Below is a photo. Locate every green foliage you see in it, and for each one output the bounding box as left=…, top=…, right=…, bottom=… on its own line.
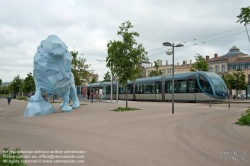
left=190, top=54, right=209, bottom=72
left=106, top=21, right=147, bottom=108
left=111, top=107, right=141, bottom=112
left=0, top=86, right=9, bottom=95
left=90, top=77, right=97, bottom=84
left=71, top=51, right=92, bottom=87
left=22, top=72, right=35, bottom=94
left=235, top=107, right=250, bottom=126
left=9, top=75, right=23, bottom=95
left=222, top=69, right=246, bottom=93
left=0, top=79, right=2, bottom=86
left=237, top=6, right=250, bottom=26
left=231, top=69, right=246, bottom=90
left=0, top=147, right=27, bottom=166
left=18, top=97, right=27, bottom=100
left=103, top=71, right=111, bottom=82
left=148, top=61, right=163, bottom=77
left=222, top=73, right=234, bottom=89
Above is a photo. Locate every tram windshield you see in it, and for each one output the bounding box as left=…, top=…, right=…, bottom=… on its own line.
left=205, top=73, right=227, bottom=92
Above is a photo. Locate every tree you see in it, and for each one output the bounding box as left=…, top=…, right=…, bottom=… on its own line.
left=71, top=51, right=92, bottom=89
left=103, top=71, right=111, bottom=82
left=148, top=61, right=163, bottom=77
left=22, top=72, right=35, bottom=94
left=190, top=54, right=209, bottom=72
left=90, top=77, right=97, bottom=84
left=236, top=6, right=250, bottom=43
left=106, top=21, right=147, bottom=108
left=231, top=69, right=246, bottom=95
left=222, top=69, right=246, bottom=95
left=9, top=75, right=22, bottom=98
left=0, top=79, right=2, bottom=86
left=222, top=72, right=234, bottom=89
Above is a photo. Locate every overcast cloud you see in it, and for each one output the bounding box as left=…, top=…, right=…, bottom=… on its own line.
left=0, top=0, right=249, bottom=82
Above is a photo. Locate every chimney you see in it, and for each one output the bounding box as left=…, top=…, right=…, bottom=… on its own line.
left=214, top=53, right=218, bottom=58
left=183, top=60, right=185, bottom=65
left=190, top=60, right=192, bottom=64
left=206, top=55, right=209, bottom=61
left=166, top=60, right=168, bottom=65
left=177, top=63, right=179, bottom=66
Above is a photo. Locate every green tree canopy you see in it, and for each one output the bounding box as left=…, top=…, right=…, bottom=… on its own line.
left=103, top=71, right=111, bottom=82
left=71, top=51, right=92, bottom=87
left=106, top=21, right=147, bottom=108
left=0, top=79, right=2, bottom=86
left=222, top=72, right=234, bottom=89
left=237, top=6, right=250, bottom=43
left=148, top=61, right=163, bottom=77
left=222, top=69, right=246, bottom=95
left=22, top=72, right=35, bottom=94
left=90, top=77, right=97, bottom=84
left=9, top=75, right=23, bottom=97
left=237, top=6, right=250, bottom=26
left=190, top=54, right=209, bottom=72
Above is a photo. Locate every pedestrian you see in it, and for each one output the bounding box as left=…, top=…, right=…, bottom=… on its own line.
left=90, top=90, right=94, bottom=103
left=233, top=94, right=236, bottom=100
left=99, top=87, right=103, bottom=101
left=87, top=89, right=90, bottom=100
left=6, top=95, right=11, bottom=105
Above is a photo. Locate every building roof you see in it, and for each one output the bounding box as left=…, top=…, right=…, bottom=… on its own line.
left=141, top=60, right=150, bottom=63
left=221, top=46, right=245, bottom=58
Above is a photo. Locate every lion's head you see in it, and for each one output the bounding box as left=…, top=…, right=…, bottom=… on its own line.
left=34, top=35, right=72, bottom=92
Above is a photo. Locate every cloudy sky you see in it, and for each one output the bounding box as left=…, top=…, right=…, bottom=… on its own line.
left=0, top=0, right=249, bottom=83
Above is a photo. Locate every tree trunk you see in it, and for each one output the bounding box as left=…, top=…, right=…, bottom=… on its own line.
left=245, top=25, right=250, bottom=43
left=126, top=83, right=128, bottom=109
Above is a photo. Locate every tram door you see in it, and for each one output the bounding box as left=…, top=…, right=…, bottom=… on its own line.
left=102, top=84, right=107, bottom=101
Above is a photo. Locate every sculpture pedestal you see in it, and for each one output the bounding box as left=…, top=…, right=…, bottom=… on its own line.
left=23, top=101, right=54, bottom=117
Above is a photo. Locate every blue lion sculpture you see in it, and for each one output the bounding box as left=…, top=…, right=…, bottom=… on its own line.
left=24, top=35, right=80, bottom=116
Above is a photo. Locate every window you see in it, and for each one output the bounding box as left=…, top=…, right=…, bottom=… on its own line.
left=241, top=64, right=245, bottom=69
left=155, top=82, right=161, bottom=93
left=135, top=84, right=143, bottom=94
left=221, top=65, right=225, bottom=73
left=215, top=66, right=219, bottom=73
left=167, top=68, right=171, bottom=74
left=209, top=67, right=213, bottom=72
left=176, top=80, right=187, bottom=93
left=248, top=64, right=250, bottom=68
left=198, top=74, right=213, bottom=95
left=162, top=69, right=166, bottom=74
left=144, top=84, right=151, bottom=94
left=188, top=80, right=195, bottom=93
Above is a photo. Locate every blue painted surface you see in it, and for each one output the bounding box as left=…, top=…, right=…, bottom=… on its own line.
left=24, top=35, right=80, bottom=117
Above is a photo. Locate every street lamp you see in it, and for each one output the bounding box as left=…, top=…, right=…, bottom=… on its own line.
left=17, top=85, right=20, bottom=98
left=163, top=42, right=184, bottom=114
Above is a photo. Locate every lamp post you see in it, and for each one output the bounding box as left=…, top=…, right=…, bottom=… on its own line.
left=17, top=85, right=20, bottom=98
left=163, top=42, right=184, bottom=114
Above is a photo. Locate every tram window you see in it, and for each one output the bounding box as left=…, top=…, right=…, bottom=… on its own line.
left=127, top=84, right=133, bottom=94
left=200, top=80, right=212, bottom=95
left=155, top=82, right=161, bottom=93
left=113, top=85, right=116, bottom=94
left=188, top=80, right=195, bottom=93
left=151, top=84, right=155, bottom=93
left=144, top=84, right=151, bottom=94
left=136, top=84, right=143, bottom=94
left=176, top=80, right=186, bottom=93
left=166, top=81, right=173, bottom=93
left=119, top=86, right=126, bottom=94
left=195, top=79, right=202, bottom=93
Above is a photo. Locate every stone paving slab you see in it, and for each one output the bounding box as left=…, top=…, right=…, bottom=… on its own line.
left=0, top=99, right=249, bottom=166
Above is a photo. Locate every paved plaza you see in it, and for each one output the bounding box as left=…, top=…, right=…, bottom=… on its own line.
left=0, top=99, right=249, bottom=166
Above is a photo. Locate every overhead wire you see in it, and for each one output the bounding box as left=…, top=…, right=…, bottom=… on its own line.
left=91, top=26, right=248, bottom=69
